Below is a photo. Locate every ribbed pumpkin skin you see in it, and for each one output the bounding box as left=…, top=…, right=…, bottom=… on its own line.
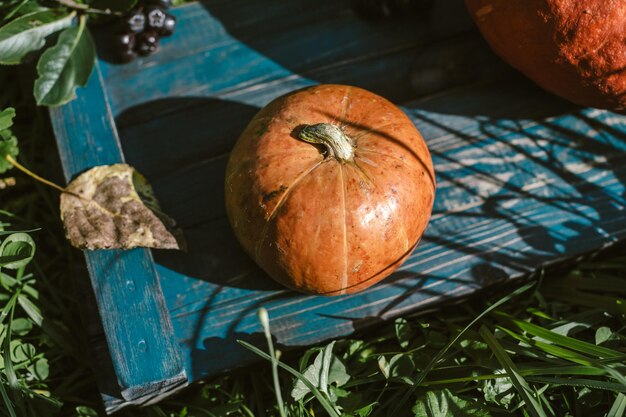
left=466, top=0, right=626, bottom=111
left=225, top=85, right=435, bottom=295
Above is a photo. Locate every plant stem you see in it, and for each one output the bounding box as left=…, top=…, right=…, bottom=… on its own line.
left=298, top=123, right=355, bottom=162
left=2, top=0, right=29, bottom=22
left=55, top=0, right=122, bottom=16
left=258, top=308, right=288, bottom=417
left=5, top=155, right=65, bottom=193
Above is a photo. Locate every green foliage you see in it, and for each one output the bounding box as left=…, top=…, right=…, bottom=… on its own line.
left=291, top=341, right=350, bottom=402
left=0, top=10, right=74, bottom=65
left=412, top=389, right=492, bottom=417
left=0, top=107, right=18, bottom=174
left=479, top=326, right=547, bottom=417
left=34, top=15, right=95, bottom=106
left=238, top=268, right=626, bottom=417
left=395, top=317, right=413, bottom=349
left=0, top=224, right=61, bottom=417
left=0, top=0, right=130, bottom=106
left=0, top=232, right=35, bottom=269
left=0, top=108, right=15, bottom=131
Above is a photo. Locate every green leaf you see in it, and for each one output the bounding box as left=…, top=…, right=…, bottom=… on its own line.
left=608, top=393, right=626, bottom=417
left=0, top=232, right=35, bottom=269
left=5, top=0, right=49, bottom=20
left=390, top=281, right=537, bottom=416
left=0, top=108, right=18, bottom=174
left=291, top=341, right=349, bottom=401
left=526, top=376, right=626, bottom=393
left=17, top=294, right=42, bottom=326
left=351, top=403, right=377, bottom=417
left=482, top=370, right=514, bottom=408
left=496, top=312, right=623, bottom=359
left=0, top=130, right=20, bottom=174
left=595, top=327, right=614, bottom=345
left=395, top=317, right=413, bottom=349
left=75, top=406, right=99, bottom=417
left=496, top=325, right=598, bottom=366
left=379, top=353, right=415, bottom=383
left=10, top=317, right=31, bottom=336
left=28, top=357, right=49, bottom=380
left=238, top=340, right=341, bottom=417
left=377, top=356, right=389, bottom=379
left=479, top=326, right=548, bottom=417
left=0, top=107, right=15, bottom=131
left=34, top=16, right=95, bottom=107
left=10, top=340, right=35, bottom=362
left=338, top=393, right=378, bottom=417
left=412, top=389, right=492, bottom=417
left=0, top=10, right=74, bottom=65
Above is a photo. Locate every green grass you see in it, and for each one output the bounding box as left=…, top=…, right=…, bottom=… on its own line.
left=2, top=65, right=626, bottom=417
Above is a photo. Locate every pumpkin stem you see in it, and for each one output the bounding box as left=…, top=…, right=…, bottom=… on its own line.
left=298, top=123, right=355, bottom=162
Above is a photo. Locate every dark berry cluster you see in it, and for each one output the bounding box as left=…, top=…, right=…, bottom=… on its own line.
left=113, top=0, right=177, bottom=62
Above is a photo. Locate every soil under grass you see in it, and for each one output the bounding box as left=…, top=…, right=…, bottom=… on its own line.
left=1, top=67, right=626, bottom=417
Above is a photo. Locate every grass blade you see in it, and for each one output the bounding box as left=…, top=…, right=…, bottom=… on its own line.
left=496, top=326, right=597, bottom=366
left=526, top=377, right=626, bottom=393
left=238, top=340, right=341, bottom=417
left=480, top=325, right=548, bottom=417
left=608, top=393, right=626, bottom=417
left=423, top=364, right=611, bottom=386
left=2, top=296, right=26, bottom=417
left=600, top=365, right=626, bottom=387
left=495, top=312, right=623, bottom=358
left=521, top=365, right=606, bottom=377
left=389, top=280, right=537, bottom=415
left=0, top=378, right=17, bottom=417
left=257, top=308, right=287, bottom=417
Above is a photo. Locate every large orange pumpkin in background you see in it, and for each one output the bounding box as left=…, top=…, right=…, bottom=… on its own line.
left=465, top=0, right=626, bottom=111
left=225, top=85, right=435, bottom=295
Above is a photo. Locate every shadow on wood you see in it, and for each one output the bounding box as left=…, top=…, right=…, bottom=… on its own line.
left=117, top=97, right=286, bottom=291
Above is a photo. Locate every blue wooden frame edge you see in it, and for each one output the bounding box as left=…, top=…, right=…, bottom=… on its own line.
left=49, top=63, right=188, bottom=412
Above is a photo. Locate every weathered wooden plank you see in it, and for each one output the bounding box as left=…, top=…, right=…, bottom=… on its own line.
left=101, top=0, right=474, bottom=116
left=49, top=0, right=626, bottom=411
left=121, top=77, right=572, bottom=227
left=141, top=79, right=626, bottom=380
left=49, top=64, right=187, bottom=413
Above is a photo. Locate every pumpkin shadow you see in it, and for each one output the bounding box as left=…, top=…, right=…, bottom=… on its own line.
left=116, top=96, right=285, bottom=291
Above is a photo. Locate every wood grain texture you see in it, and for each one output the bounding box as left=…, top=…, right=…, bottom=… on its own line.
left=50, top=0, right=626, bottom=411
left=49, top=64, right=187, bottom=413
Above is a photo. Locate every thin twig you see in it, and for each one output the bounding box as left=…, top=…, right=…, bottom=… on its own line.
left=55, top=0, right=122, bottom=16
left=5, top=155, right=65, bottom=193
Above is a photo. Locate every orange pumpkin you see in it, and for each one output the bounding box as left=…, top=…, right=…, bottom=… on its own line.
left=466, top=0, right=626, bottom=111
left=225, top=85, right=435, bottom=295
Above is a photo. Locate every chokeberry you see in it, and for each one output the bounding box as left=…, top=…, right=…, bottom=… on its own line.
left=145, top=7, right=167, bottom=28
left=115, top=48, right=137, bottom=63
left=113, top=33, right=136, bottom=50
left=124, top=9, right=146, bottom=33
left=160, top=13, right=177, bottom=36
left=145, top=7, right=177, bottom=36
left=136, top=30, right=160, bottom=56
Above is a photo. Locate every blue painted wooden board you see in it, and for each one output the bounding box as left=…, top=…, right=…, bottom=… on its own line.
left=50, top=0, right=626, bottom=413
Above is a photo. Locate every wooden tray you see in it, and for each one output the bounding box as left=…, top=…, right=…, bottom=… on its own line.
left=50, top=0, right=626, bottom=413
